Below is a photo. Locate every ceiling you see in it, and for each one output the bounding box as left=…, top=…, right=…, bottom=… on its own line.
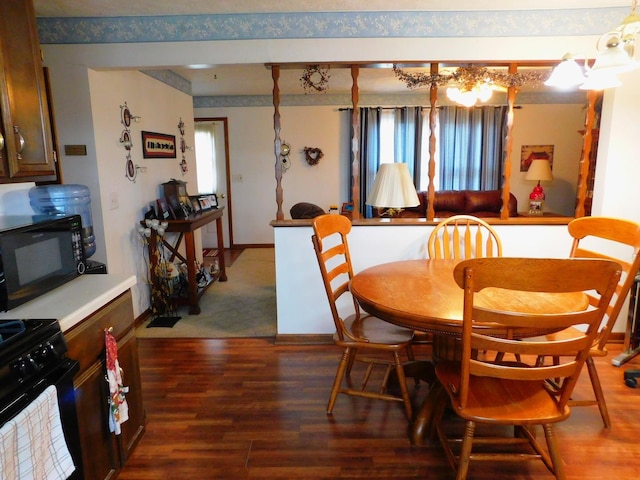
left=32, top=1, right=630, bottom=97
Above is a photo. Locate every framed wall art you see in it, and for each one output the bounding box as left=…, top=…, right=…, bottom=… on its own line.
left=520, top=145, right=554, bottom=172
left=142, top=131, right=177, bottom=159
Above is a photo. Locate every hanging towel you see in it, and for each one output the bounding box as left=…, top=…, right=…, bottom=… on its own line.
left=0, top=385, right=76, bottom=480
left=105, top=328, right=129, bottom=435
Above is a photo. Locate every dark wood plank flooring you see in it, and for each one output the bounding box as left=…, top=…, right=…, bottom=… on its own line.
left=119, top=339, right=640, bottom=479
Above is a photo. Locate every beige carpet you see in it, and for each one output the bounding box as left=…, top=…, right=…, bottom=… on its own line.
left=136, top=248, right=276, bottom=338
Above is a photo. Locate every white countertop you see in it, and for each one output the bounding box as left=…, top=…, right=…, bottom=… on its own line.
left=0, top=274, right=137, bottom=332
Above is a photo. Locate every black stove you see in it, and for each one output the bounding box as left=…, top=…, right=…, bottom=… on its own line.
left=0, top=318, right=68, bottom=410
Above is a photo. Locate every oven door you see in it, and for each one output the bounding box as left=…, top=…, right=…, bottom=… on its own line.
left=0, top=358, right=83, bottom=480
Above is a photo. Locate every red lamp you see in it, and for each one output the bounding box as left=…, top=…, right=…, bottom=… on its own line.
left=525, top=159, right=554, bottom=215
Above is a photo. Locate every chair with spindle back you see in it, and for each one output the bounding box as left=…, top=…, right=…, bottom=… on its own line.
left=428, top=215, right=502, bottom=260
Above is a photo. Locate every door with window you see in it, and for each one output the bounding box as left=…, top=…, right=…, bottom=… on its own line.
left=195, top=117, right=232, bottom=248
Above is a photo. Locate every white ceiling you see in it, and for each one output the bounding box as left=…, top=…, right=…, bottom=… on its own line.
left=32, top=1, right=631, bottom=97
left=32, top=1, right=630, bottom=17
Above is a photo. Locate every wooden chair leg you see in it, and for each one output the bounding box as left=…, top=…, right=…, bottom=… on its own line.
left=393, top=351, right=413, bottom=420
left=456, top=421, right=475, bottom=480
left=543, top=424, right=566, bottom=480
left=327, top=348, right=350, bottom=414
left=585, top=356, right=611, bottom=428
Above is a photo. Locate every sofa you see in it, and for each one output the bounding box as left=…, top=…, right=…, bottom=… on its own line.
left=375, top=189, right=518, bottom=218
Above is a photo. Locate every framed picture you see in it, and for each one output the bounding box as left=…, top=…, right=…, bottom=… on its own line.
left=141, top=131, right=177, bottom=159
left=520, top=145, right=554, bottom=172
left=198, top=194, right=217, bottom=210
left=189, top=196, right=202, bottom=214
left=156, top=198, right=171, bottom=220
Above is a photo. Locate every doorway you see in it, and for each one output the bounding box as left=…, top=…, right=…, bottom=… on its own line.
left=194, top=117, right=233, bottom=249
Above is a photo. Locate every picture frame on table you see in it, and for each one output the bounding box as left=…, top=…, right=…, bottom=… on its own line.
left=156, top=197, right=172, bottom=220
left=198, top=194, right=218, bottom=210
left=189, top=196, right=202, bottom=214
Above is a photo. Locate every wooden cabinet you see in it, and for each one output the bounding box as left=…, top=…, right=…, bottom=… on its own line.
left=65, top=290, right=145, bottom=480
left=0, top=0, right=57, bottom=182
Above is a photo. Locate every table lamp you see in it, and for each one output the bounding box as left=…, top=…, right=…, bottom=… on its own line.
left=525, top=159, right=554, bottom=215
left=366, top=163, right=419, bottom=217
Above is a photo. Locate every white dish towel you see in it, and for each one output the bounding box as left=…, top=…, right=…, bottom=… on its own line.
left=0, top=385, right=76, bottom=480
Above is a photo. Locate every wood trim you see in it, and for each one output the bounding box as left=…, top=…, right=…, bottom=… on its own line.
left=275, top=333, right=334, bottom=345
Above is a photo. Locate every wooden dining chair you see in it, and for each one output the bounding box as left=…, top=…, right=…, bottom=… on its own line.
left=428, top=214, right=502, bottom=260
left=423, top=214, right=503, bottom=348
left=434, top=257, right=621, bottom=480
left=311, top=214, right=415, bottom=419
left=533, top=216, right=640, bottom=428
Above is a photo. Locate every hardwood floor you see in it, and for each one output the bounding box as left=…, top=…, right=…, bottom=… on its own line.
left=119, top=339, right=640, bottom=479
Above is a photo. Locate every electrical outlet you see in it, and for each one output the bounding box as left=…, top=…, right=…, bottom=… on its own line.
left=110, top=192, right=119, bottom=210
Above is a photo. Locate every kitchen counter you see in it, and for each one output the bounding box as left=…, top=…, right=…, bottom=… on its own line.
left=0, top=274, right=136, bottom=332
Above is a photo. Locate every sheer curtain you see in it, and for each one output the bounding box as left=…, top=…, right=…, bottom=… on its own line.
left=438, top=106, right=507, bottom=190
left=194, top=122, right=217, bottom=193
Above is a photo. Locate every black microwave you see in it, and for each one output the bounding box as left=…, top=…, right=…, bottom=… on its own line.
left=0, top=215, right=86, bottom=311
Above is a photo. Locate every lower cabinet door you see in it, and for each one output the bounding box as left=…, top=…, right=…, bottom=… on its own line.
left=74, top=361, right=119, bottom=480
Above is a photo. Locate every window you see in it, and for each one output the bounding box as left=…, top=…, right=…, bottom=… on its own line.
left=194, top=122, right=217, bottom=194
left=357, top=105, right=506, bottom=216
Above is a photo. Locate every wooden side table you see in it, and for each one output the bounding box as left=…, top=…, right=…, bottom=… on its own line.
left=146, top=207, right=227, bottom=314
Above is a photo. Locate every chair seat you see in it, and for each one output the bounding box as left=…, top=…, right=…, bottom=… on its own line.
left=336, top=313, right=415, bottom=347
left=436, top=361, right=570, bottom=425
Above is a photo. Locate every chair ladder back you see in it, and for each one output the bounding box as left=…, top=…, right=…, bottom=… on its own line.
left=569, top=217, right=640, bottom=351
left=454, top=257, right=621, bottom=411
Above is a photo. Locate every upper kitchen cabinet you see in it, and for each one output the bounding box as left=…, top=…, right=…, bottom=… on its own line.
left=0, top=0, right=57, bottom=183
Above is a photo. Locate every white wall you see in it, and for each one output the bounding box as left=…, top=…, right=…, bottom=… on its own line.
left=58, top=69, right=197, bottom=318
left=275, top=223, right=573, bottom=335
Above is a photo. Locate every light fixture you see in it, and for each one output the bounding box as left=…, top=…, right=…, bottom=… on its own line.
left=544, top=54, right=587, bottom=88
left=525, top=159, right=554, bottom=215
left=548, top=0, right=640, bottom=90
left=394, top=65, right=548, bottom=107
left=446, top=83, right=495, bottom=107
left=579, top=70, right=623, bottom=90
left=366, top=163, right=419, bottom=217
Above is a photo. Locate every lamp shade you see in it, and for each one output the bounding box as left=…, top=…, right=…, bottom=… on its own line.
left=525, top=159, right=554, bottom=182
left=366, top=163, right=419, bottom=208
left=544, top=57, right=587, bottom=88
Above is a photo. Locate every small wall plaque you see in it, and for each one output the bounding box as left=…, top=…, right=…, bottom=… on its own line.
left=64, top=145, right=87, bottom=156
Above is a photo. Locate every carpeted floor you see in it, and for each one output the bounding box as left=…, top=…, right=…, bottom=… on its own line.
left=136, top=248, right=276, bottom=338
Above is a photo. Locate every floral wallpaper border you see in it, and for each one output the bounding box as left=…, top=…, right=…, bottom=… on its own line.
left=37, top=8, right=625, bottom=44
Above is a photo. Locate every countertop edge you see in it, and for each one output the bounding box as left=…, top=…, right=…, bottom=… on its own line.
left=0, top=274, right=137, bottom=332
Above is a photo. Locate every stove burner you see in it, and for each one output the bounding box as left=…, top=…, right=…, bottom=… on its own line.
left=0, top=320, right=26, bottom=344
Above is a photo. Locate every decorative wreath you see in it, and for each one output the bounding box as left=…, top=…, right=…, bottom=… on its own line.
left=304, top=147, right=324, bottom=166
left=300, top=65, right=331, bottom=94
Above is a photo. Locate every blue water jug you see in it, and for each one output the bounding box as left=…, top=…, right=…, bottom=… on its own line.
left=29, top=184, right=96, bottom=258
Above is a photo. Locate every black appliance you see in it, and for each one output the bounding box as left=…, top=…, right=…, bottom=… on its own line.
left=0, top=318, right=83, bottom=479
left=0, top=214, right=86, bottom=311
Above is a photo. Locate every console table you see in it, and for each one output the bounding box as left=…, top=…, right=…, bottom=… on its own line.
left=146, top=207, right=227, bottom=314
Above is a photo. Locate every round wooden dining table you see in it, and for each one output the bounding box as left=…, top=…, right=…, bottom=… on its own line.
left=349, top=258, right=589, bottom=445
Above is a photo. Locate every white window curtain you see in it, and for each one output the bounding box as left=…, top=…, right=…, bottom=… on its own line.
left=194, top=122, right=217, bottom=194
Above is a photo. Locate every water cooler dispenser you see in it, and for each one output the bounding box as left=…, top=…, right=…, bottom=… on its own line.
left=29, top=184, right=106, bottom=273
